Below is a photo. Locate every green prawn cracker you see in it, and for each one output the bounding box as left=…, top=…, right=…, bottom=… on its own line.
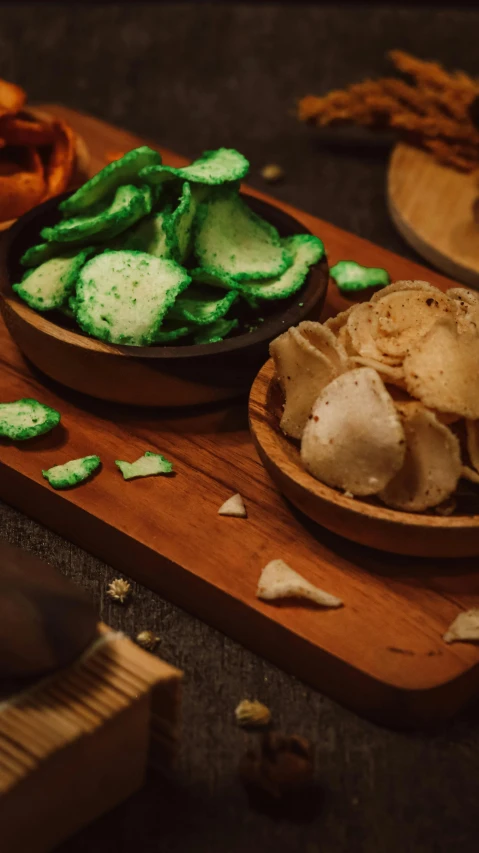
left=42, top=455, right=101, bottom=490
left=13, top=248, right=93, bottom=311
left=116, top=451, right=173, bottom=480
left=193, top=317, right=238, bottom=344
left=194, top=189, right=290, bottom=281
left=140, top=148, right=249, bottom=187
left=170, top=286, right=238, bottom=325
left=234, top=234, right=324, bottom=300
left=42, top=185, right=152, bottom=245
left=60, top=147, right=162, bottom=216
left=74, top=250, right=191, bottom=346
left=330, top=260, right=390, bottom=293
left=0, top=399, right=60, bottom=441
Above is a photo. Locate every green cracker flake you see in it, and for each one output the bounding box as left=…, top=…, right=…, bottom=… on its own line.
left=330, top=260, right=390, bottom=293
left=233, top=234, right=324, bottom=301
left=74, top=250, right=191, bottom=346
left=115, top=451, right=173, bottom=480
left=139, top=148, right=249, bottom=187
left=41, top=185, right=152, bottom=245
left=164, top=181, right=197, bottom=263
left=122, top=207, right=172, bottom=258
left=21, top=241, right=69, bottom=269
left=194, top=188, right=290, bottom=281
left=154, top=323, right=192, bottom=343
left=193, top=317, right=238, bottom=344
left=42, top=455, right=101, bottom=490
left=13, top=248, right=93, bottom=311
left=0, top=399, right=60, bottom=441
left=60, top=147, right=162, bottom=216
left=190, top=266, right=239, bottom=291
left=170, top=285, right=238, bottom=326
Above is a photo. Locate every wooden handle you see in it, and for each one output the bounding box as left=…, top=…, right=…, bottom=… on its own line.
left=0, top=539, right=98, bottom=679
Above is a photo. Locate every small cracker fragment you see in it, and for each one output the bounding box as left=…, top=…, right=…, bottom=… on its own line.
left=218, top=493, right=247, bottom=517
left=443, top=609, right=479, bottom=644
left=330, top=260, right=390, bottom=293
left=257, top=559, right=343, bottom=608
left=235, top=699, right=271, bottom=727
left=0, top=398, right=60, bottom=440
left=42, top=455, right=101, bottom=490
left=115, top=451, right=173, bottom=480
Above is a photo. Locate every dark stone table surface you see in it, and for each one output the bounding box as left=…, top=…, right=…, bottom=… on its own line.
left=1, top=4, right=479, bottom=851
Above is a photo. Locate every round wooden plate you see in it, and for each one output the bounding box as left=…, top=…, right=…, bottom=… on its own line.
left=0, top=194, right=329, bottom=407
left=249, top=359, right=479, bottom=558
left=388, top=142, right=479, bottom=288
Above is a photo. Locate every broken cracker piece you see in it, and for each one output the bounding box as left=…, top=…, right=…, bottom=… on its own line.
left=235, top=699, right=271, bottom=728
left=257, top=559, right=342, bottom=608
left=443, top=609, right=479, bottom=644
left=218, top=493, right=247, bottom=518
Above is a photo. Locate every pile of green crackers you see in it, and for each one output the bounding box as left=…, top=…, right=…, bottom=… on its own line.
left=14, top=146, right=325, bottom=346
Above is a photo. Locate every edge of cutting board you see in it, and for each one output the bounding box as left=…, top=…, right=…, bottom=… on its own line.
left=0, top=105, right=477, bottom=729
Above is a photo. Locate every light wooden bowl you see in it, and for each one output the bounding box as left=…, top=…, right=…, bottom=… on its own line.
left=0, top=194, right=329, bottom=407
left=249, top=359, right=479, bottom=558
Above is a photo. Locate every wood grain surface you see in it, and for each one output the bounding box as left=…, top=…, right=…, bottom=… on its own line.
left=388, top=142, right=479, bottom=288
left=0, top=105, right=478, bottom=728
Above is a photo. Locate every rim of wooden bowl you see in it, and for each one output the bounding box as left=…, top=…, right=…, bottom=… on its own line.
left=249, top=358, right=479, bottom=533
left=0, top=192, right=328, bottom=361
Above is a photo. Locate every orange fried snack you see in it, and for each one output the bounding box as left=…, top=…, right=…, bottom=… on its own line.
left=298, top=51, right=479, bottom=173
left=0, top=114, right=56, bottom=146
left=44, top=119, right=76, bottom=197
left=0, top=78, right=26, bottom=117
left=0, top=147, right=45, bottom=220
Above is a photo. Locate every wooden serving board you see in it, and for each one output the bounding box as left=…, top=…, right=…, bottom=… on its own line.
left=388, top=142, right=479, bottom=289
left=1, top=104, right=479, bottom=730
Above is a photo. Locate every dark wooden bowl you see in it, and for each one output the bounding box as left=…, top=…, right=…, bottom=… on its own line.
left=0, top=192, right=329, bottom=407
left=249, top=360, right=479, bottom=558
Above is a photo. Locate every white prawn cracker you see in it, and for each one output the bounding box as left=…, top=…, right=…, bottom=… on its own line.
left=270, top=322, right=347, bottom=440
left=218, top=493, right=247, bottom=518
left=301, top=368, right=405, bottom=496
left=443, top=609, right=479, bottom=644
left=257, top=560, right=342, bottom=608
left=115, top=451, right=173, bottom=480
